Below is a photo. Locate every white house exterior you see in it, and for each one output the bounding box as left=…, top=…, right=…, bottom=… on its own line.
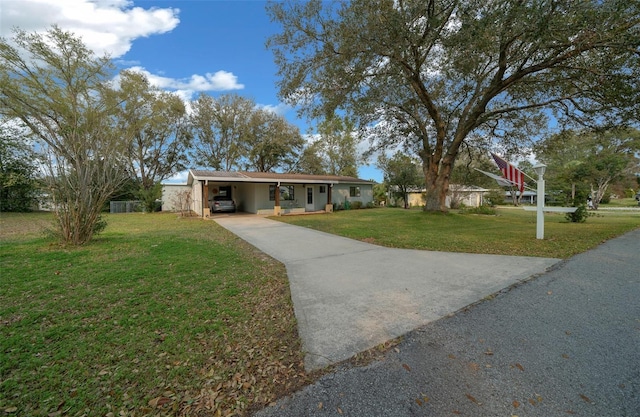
left=392, top=185, right=489, bottom=208
left=162, top=170, right=374, bottom=217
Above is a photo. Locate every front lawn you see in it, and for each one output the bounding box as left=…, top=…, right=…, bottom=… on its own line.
left=0, top=212, right=309, bottom=416
left=273, top=207, right=640, bottom=259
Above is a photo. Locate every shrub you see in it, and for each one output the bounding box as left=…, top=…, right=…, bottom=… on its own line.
left=461, top=205, right=496, bottom=215
left=566, top=204, right=588, bottom=223
left=351, top=201, right=363, bottom=210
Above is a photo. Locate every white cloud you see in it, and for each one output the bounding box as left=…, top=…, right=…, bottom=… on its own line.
left=0, top=0, right=180, bottom=58
left=123, top=66, right=244, bottom=101
left=163, top=169, right=189, bottom=184
left=258, top=102, right=291, bottom=116
left=1, top=0, right=245, bottom=104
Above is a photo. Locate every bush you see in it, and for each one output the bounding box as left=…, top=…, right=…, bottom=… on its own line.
left=566, top=204, right=588, bottom=223
left=366, top=201, right=375, bottom=209
left=460, top=205, right=496, bottom=215
left=351, top=201, right=363, bottom=210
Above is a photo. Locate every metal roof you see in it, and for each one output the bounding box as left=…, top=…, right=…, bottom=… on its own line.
left=188, top=170, right=373, bottom=185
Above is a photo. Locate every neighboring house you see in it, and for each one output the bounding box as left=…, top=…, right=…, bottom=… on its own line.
left=391, top=185, right=489, bottom=208
left=504, top=190, right=537, bottom=205
left=162, top=169, right=374, bottom=217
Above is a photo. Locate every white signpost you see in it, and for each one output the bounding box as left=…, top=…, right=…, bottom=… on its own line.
left=522, top=163, right=577, bottom=240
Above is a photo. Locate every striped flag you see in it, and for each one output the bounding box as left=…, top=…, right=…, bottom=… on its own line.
left=491, top=153, right=525, bottom=193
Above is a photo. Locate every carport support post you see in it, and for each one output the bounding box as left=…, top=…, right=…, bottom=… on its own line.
left=202, top=181, right=209, bottom=218
left=274, top=182, right=281, bottom=216
left=326, top=183, right=333, bottom=213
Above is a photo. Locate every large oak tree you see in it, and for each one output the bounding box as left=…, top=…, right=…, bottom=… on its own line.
left=267, top=0, right=640, bottom=211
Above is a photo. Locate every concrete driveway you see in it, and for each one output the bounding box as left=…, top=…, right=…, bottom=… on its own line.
left=214, top=215, right=560, bottom=370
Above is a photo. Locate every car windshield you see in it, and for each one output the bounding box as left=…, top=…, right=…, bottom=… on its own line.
left=213, top=196, right=232, bottom=201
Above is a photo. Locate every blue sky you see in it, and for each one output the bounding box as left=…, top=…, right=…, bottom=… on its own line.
left=1, top=0, right=384, bottom=182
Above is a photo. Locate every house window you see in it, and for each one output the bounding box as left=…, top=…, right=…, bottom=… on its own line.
left=319, top=185, right=326, bottom=193
left=269, top=185, right=295, bottom=201
left=349, top=186, right=361, bottom=197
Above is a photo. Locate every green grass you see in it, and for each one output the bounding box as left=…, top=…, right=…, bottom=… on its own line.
left=0, top=212, right=309, bottom=416
left=602, top=197, right=640, bottom=207
left=273, top=207, right=640, bottom=258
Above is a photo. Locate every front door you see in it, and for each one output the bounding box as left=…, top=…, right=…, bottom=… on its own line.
left=306, top=186, right=314, bottom=211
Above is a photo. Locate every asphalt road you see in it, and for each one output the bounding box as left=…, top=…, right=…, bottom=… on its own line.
left=255, top=228, right=640, bottom=417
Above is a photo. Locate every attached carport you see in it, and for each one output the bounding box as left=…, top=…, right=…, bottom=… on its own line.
left=186, top=170, right=373, bottom=217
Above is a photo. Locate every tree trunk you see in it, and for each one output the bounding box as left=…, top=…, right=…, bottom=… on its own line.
left=423, top=160, right=451, bottom=212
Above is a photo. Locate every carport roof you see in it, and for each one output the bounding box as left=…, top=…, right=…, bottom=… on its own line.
left=188, top=170, right=373, bottom=185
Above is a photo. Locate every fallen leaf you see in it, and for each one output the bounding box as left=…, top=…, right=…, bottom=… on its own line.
left=394, top=347, right=400, bottom=353
left=452, top=410, right=462, bottom=415
left=148, top=397, right=171, bottom=408
left=512, top=400, right=520, bottom=408
left=529, top=398, right=537, bottom=406
left=337, top=406, right=343, bottom=414
left=547, top=291, right=553, bottom=295
left=402, top=363, right=411, bottom=372
left=565, top=410, right=576, bottom=414
left=579, top=394, right=593, bottom=404
left=4, top=407, right=18, bottom=413
left=484, top=349, right=494, bottom=356
left=562, top=353, right=570, bottom=359
left=514, top=363, right=524, bottom=372
left=466, top=393, right=481, bottom=405
left=448, top=353, right=457, bottom=359
left=317, top=402, right=322, bottom=410
left=468, top=362, right=480, bottom=372
left=415, top=398, right=423, bottom=406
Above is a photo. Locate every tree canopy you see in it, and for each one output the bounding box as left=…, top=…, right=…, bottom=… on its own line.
left=295, top=116, right=360, bottom=177
left=0, top=120, right=41, bottom=212
left=116, top=70, right=191, bottom=212
left=535, top=128, right=640, bottom=208
left=243, top=108, right=304, bottom=172
left=377, top=151, right=424, bottom=209
left=190, top=93, right=254, bottom=171
left=267, top=0, right=640, bottom=211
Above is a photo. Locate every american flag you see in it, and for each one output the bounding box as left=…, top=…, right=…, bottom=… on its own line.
left=491, top=153, right=525, bottom=193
